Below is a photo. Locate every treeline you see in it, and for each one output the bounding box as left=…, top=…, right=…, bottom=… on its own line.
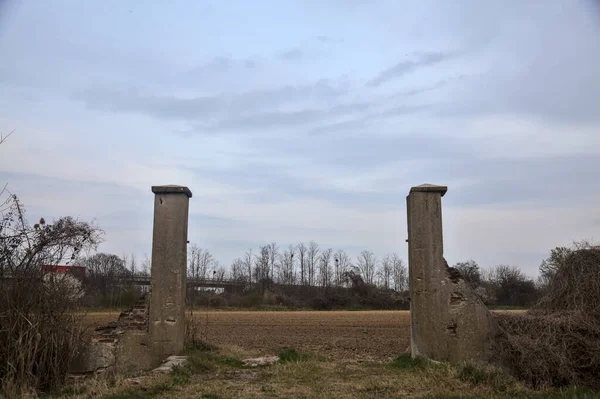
left=75, top=253, right=147, bottom=308
left=74, top=241, right=576, bottom=309
left=190, top=242, right=408, bottom=291
left=454, top=261, right=538, bottom=307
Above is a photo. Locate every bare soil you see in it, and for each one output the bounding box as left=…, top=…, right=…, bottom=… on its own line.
left=83, top=309, right=527, bottom=361
left=199, top=310, right=410, bottom=360
left=84, top=310, right=410, bottom=360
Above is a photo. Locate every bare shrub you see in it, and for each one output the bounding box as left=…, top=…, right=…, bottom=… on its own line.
left=185, top=311, right=202, bottom=346
left=533, top=243, right=600, bottom=316
left=0, top=194, right=103, bottom=395
left=185, top=288, right=209, bottom=349
left=494, top=243, right=600, bottom=389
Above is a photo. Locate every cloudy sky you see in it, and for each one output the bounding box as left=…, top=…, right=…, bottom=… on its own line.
left=1, top=0, right=599, bottom=276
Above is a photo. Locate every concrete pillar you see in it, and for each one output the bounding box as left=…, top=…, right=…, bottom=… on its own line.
left=406, top=184, right=501, bottom=364
left=149, top=185, right=192, bottom=362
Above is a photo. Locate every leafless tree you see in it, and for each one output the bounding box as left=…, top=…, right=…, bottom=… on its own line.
left=82, top=252, right=129, bottom=293
left=140, top=253, right=151, bottom=276
left=334, top=249, right=352, bottom=287
left=297, top=243, right=307, bottom=285
left=391, top=253, right=407, bottom=291
left=279, top=244, right=296, bottom=285
left=482, top=264, right=537, bottom=306
left=122, top=253, right=129, bottom=273
left=129, top=252, right=137, bottom=275
left=242, top=249, right=253, bottom=283
left=318, top=248, right=333, bottom=288
left=380, top=254, right=393, bottom=289
left=254, top=245, right=270, bottom=283
left=213, top=261, right=226, bottom=281
left=453, top=259, right=481, bottom=289
left=539, top=246, right=572, bottom=288
left=230, top=258, right=245, bottom=281
left=307, top=241, right=319, bottom=286
left=188, top=244, right=214, bottom=280
left=268, top=242, right=278, bottom=283
left=357, top=250, right=377, bottom=285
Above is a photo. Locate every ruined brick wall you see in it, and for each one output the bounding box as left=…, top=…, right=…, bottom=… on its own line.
left=117, top=293, right=150, bottom=331
left=70, top=293, right=152, bottom=378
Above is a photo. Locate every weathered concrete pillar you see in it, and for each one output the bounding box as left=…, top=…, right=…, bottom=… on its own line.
left=149, top=185, right=192, bottom=362
left=406, top=184, right=501, bottom=364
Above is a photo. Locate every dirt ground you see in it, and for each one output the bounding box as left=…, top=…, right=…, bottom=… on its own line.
left=70, top=309, right=571, bottom=399
left=200, top=310, right=409, bottom=360
left=84, top=310, right=410, bottom=360
left=84, top=309, right=528, bottom=362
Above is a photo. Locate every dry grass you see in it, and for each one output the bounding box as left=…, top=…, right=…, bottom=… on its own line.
left=51, top=343, right=598, bottom=399
left=53, top=348, right=518, bottom=399
left=62, top=309, right=599, bottom=398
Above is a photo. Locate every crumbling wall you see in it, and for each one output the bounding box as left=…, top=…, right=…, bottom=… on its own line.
left=70, top=294, right=153, bottom=378
left=117, top=294, right=149, bottom=331
left=407, top=184, right=504, bottom=364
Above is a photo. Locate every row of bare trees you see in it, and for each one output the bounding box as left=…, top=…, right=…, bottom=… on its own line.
left=189, top=241, right=409, bottom=291
left=188, top=241, right=557, bottom=307
left=71, top=244, right=545, bottom=308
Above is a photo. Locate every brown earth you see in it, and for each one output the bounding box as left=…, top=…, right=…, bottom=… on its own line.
left=84, top=310, right=410, bottom=361
left=200, top=310, right=409, bottom=360
left=83, top=309, right=525, bottom=361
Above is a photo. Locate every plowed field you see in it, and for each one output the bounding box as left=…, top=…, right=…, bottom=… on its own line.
left=85, top=310, right=410, bottom=360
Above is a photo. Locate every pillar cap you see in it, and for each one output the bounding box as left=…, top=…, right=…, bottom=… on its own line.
left=151, top=185, right=193, bottom=198
left=410, top=184, right=447, bottom=197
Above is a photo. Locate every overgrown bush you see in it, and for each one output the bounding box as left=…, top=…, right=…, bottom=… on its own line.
left=0, top=194, right=102, bottom=395
left=495, top=243, right=600, bottom=390
left=310, top=296, right=332, bottom=310
left=208, top=295, right=228, bottom=307
left=237, top=291, right=263, bottom=307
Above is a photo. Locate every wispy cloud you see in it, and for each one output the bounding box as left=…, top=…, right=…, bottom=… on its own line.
left=75, top=78, right=352, bottom=130
left=368, top=52, right=454, bottom=87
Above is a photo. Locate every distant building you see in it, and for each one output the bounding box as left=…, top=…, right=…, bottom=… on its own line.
left=40, top=265, right=86, bottom=280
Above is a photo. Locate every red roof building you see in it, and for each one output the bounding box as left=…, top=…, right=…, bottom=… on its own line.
left=40, top=265, right=86, bottom=280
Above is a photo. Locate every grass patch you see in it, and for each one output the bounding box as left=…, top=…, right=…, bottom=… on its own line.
left=487, top=305, right=529, bottom=311
left=184, top=339, right=217, bottom=353
left=360, top=382, right=394, bottom=395
left=181, top=341, right=250, bottom=374
left=457, top=363, right=516, bottom=392
left=42, top=385, right=87, bottom=398
left=388, top=353, right=430, bottom=370
left=218, top=357, right=246, bottom=368
left=421, top=396, right=488, bottom=399
left=275, top=358, right=326, bottom=386
left=99, top=382, right=173, bottom=399
left=184, top=351, right=216, bottom=373
left=171, top=364, right=193, bottom=385
left=277, top=347, right=312, bottom=363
